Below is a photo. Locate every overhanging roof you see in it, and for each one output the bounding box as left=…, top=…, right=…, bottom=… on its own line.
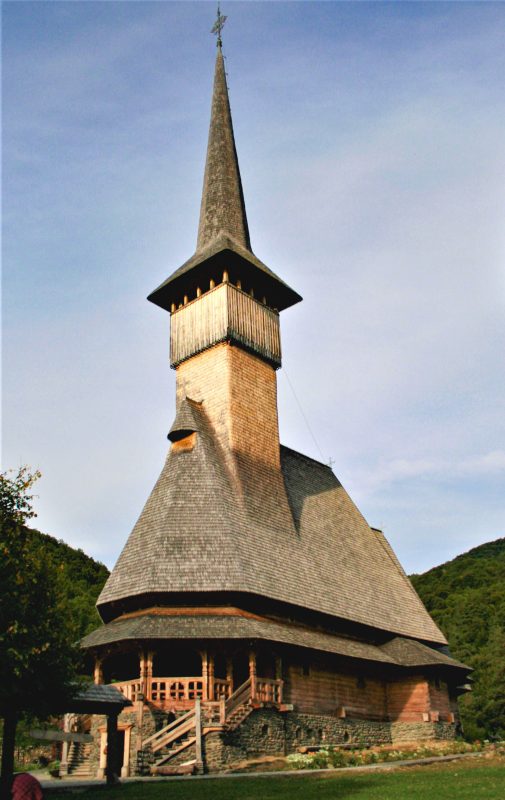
left=148, top=234, right=302, bottom=313
left=81, top=611, right=467, bottom=672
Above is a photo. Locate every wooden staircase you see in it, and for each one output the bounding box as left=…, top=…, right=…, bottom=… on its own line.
left=140, top=676, right=282, bottom=773
left=222, top=677, right=254, bottom=731
left=142, top=706, right=202, bottom=774
left=67, top=742, right=93, bottom=778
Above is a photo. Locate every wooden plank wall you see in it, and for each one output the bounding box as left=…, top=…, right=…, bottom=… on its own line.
left=386, top=675, right=430, bottom=721
left=282, top=661, right=454, bottom=722
left=283, top=663, right=388, bottom=720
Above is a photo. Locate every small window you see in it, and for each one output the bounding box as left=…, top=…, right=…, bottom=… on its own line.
left=356, top=676, right=366, bottom=690
left=301, top=662, right=310, bottom=677
left=343, top=731, right=350, bottom=743
left=261, top=723, right=269, bottom=737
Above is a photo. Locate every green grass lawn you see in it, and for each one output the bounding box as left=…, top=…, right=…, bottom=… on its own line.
left=45, top=759, right=504, bottom=800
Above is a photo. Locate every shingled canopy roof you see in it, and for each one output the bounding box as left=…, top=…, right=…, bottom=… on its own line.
left=81, top=611, right=465, bottom=673
left=96, top=400, right=447, bottom=646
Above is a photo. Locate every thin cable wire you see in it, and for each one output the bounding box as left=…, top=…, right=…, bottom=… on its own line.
left=282, top=367, right=326, bottom=464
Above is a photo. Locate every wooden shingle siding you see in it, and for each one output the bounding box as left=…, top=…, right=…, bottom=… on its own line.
left=170, top=283, right=281, bottom=368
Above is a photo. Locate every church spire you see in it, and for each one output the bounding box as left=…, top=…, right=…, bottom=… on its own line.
left=196, top=37, right=251, bottom=253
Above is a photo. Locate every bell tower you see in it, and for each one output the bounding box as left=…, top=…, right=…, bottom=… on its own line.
left=148, top=37, right=301, bottom=470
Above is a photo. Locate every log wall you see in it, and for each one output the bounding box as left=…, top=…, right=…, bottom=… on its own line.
left=386, top=675, right=430, bottom=721
left=283, top=663, right=388, bottom=720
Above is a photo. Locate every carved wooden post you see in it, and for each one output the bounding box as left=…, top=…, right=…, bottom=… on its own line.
left=226, top=656, right=234, bottom=696
left=105, top=713, right=120, bottom=786
left=146, top=650, right=154, bottom=702
left=208, top=654, right=215, bottom=701
left=275, top=656, right=283, bottom=703
left=94, top=657, right=103, bottom=685
left=249, top=651, right=257, bottom=701
left=201, top=650, right=208, bottom=700
left=136, top=650, right=146, bottom=752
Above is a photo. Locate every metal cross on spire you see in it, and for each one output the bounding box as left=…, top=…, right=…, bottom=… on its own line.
left=211, top=3, right=227, bottom=48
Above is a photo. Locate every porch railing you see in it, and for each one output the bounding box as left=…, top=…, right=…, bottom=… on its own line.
left=112, top=680, right=143, bottom=702
left=111, top=676, right=233, bottom=704
left=256, top=678, right=283, bottom=704
left=150, top=677, right=204, bottom=702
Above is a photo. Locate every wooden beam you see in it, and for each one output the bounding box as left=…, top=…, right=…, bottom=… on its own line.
left=29, top=730, right=93, bottom=744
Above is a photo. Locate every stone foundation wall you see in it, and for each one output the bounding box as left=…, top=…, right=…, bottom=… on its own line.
left=391, top=720, right=457, bottom=744
left=86, top=705, right=457, bottom=776
left=204, top=710, right=457, bottom=772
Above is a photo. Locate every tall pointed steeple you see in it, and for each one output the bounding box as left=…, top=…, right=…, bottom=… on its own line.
left=148, top=25, right=301, bottom=314
left=197, top=44, right=251, bottom=253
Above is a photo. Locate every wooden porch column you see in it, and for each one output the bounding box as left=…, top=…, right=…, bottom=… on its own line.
left=226, top=656, right=234, bottom=694
left=201, top=650, right=208, bottom=700
left=208, top=654, right=215, bottom=701
left=105, top=713, right=120, bottom=786
left=145, top=650, right=154, bottom=701
left=136, top=650, right=146, bottom=752
left=275, top=656, right=283, bottom=704
left=94, top=657, right=103, bottom=685
left=249, top=651, right=257, bottom=701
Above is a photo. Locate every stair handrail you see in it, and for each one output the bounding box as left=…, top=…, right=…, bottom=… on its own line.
left=142, top=707, right=195, bottom=751
left=225, top=677, right=252, bottom=720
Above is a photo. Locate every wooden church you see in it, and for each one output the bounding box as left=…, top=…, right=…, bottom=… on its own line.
left=80, top=22, right=469, bottom=778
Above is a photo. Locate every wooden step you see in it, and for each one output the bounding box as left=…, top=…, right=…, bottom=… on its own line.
left=151, top=736, right=196, bottom=771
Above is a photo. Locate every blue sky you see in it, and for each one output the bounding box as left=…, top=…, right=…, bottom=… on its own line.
left=3, top=1, right=504, bottom=575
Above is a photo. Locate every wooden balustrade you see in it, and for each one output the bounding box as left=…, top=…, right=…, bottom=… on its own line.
left=110, top=676, right=232, bottom=706
left=110, top=675, right=280, bottom=707
left=112, top=680, right=143, bottom=702
left=212, top=678, right=232, bottom=699
left=225, top=677, right=252, bottom=720
left=150, top=677, right=204, bottom=702
left=256, top=678, right=283, bottom=704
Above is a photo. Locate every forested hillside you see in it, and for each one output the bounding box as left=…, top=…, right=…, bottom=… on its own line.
left=23, top=527, right=109, bottom=639
left=411, top=538, right=505, bottom=740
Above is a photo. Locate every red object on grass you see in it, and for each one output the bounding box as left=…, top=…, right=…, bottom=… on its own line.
left=11, top=773, right=43, bottom=800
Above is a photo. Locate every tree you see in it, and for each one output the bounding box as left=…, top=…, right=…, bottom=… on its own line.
left=0, top=469, right=80, bottom=798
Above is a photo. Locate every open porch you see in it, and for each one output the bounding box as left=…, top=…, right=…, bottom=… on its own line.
left=93, top=645, right=284, bottom=711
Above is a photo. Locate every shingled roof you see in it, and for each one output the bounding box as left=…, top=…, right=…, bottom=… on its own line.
left=96, top=400, right=446, bottom=646
left=81, top=612, right=464, bottom=672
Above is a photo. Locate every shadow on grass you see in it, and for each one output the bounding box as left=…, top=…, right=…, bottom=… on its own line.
left=44, top=774, right=380, bottom=800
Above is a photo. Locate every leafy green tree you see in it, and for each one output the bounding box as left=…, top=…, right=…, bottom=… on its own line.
left=0, top=468, right=81, bottom=797
left=411, top=538, right=505, bottom=740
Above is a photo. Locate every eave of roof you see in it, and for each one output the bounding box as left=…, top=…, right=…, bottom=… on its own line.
left=147, top=235, right=302, bottom=313
left=81, top=612, right=467, bottom=672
